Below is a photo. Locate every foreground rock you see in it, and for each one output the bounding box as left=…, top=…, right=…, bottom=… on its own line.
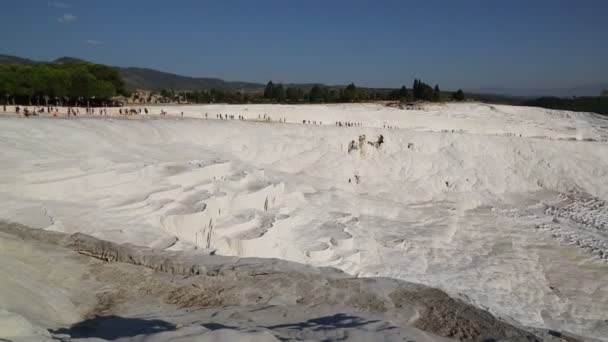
left=0, top=222, right=575, bottom=341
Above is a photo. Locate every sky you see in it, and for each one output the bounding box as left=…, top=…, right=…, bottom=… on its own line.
left=1, top=0, right=607, bottom=95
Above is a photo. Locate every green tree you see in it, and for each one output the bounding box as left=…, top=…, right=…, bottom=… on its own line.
left=389, top=85, right=409, bottom=101
left=47, top=68, right=71, bottom=98
left=326, top=88, right=339, bottom=102
left=0, top=66, right=18, bottom=103
left=452, top=89, right=465, bottom=101
left=93, top=80, right=116, bottom=100
left=88, top=63, right=127, bottom=96
left=398, top=86, right=408, bottom=100
left=273, top=83, right=286, bottom=102
left=264, top=81, right=275, bottom=99
left=412, top=79, right=435, bottom=101
left=160, top=89, right=173, bottom=99
left=286, top=87, right=304, bottom=102
left=309, top=85, right=323, bottom=102
left=70, top=69, right=99, bottom=99
left=15, top=67, right=35, bottom=103
left=0, top=62, right=124, bottom=104
left=341, top=83, right=358, bottom=102
left=432, top=85, right=441, bottom=102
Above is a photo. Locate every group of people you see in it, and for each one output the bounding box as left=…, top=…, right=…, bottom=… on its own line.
left=118, top=107, right=148, bottom=115
left=7, top=105, right=60, bottom=117
left=383, top=124, right=399, bottom=129
left=216, top=113, right=245, bottom=120
left=256, top=113, right=286, bottom=122
left=336, top=121, right=361, bottom=127
left=302, top=120, right=322, bottom=125
left=82, top=107, right=111, bottom=115
left=1, top=104, right=156, bottom=117
left=62, top=106, right=112, bottom=117
left=210, top=112, right=292, bottom=123
left=4, top=105, right=398, bottom=132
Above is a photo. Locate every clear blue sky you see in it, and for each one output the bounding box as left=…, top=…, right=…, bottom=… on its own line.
left=1, top=0, right=607, bottom=94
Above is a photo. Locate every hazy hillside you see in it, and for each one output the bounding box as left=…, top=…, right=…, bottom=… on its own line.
left=0, top=54, right=37, bottom=65
left=0, top=55, right=88, bottom=66
left=0, top=54, right=265, bottom=92
left=118, top=67, right=264, bottom=91
left=0, top=54, right=397, bottom=94
left=53, top=56, right=88, bottom=64
left=472, top=83, right=608, bottom=97
left=0, top=54, right=604, bottom=108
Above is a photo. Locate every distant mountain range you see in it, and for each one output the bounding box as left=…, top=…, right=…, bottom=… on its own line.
left=471, top=84, right=608, bottom=98
left=0, top=54, right=395, bottom=93
left=0, top=54, right=265, bottom=92
left=0, top=54, right=39, bottom=65
left=0, top=54, right=605, bottom=97
left=116, top=67, right=264, bottom=92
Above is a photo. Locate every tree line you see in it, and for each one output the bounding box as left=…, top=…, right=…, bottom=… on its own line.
left=160, top=80, right=466, bottom=104
left=524, top=96, right=608, bottom=115
left=0, top=61, right=467, bottom=106
left=261, top=80, right=465, bottom=103
left=0, top=62, right=128, bottom=106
